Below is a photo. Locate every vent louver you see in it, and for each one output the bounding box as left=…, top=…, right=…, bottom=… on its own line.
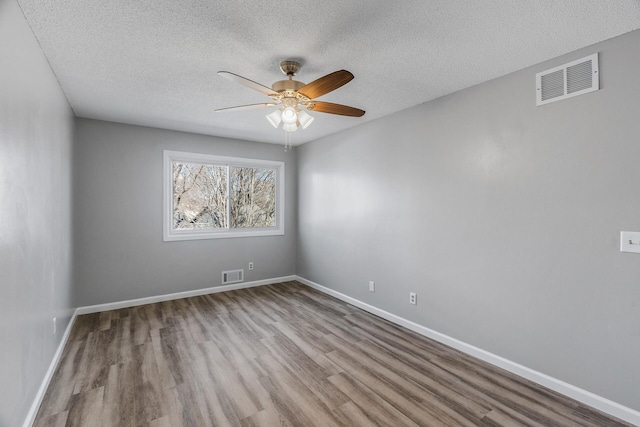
left=540, top=69, right=564, bottom=102
left=536, top=53, right=599, bottom=106
left=222, top=269, right=244, bottom=285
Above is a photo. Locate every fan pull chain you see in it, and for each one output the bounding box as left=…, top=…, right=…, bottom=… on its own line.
left=284, top=131, right=293, bottom=152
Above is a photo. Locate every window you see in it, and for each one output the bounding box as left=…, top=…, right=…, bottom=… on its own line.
left=163, top=150, right=284, bottom=241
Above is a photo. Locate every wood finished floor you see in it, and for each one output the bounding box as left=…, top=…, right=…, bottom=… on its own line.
left=33, top=281, right=632, bottom=427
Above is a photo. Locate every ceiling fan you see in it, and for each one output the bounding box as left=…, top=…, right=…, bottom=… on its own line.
left=215, top=60, right=365, bottom=133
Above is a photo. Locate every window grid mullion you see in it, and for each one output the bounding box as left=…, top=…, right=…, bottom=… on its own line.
left=225, top=164, right=231, bottom=230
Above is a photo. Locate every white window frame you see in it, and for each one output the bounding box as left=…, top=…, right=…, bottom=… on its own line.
left=163, top=150, right=284, bottom=241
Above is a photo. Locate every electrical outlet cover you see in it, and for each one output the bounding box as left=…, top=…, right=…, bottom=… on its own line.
left=409, top=292, right=417, bottom=305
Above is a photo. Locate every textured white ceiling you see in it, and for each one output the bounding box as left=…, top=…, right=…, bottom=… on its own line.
left=17, top=0, right=640, bottom=145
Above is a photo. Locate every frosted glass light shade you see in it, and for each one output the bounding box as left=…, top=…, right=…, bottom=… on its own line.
left=297, top=110, right=314, bottom=129
left=281, top=107, right=297, bottom=125
left=266, top=109, right=282, bottom=128
left=282, top=123, right=298, bottom=132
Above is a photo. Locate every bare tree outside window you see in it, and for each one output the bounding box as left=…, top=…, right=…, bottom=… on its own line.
left=172, top=162, right=276, bottom=231
left=230, top=166, right=276, bottom=228
left=173, top=162, right=228, bottom=230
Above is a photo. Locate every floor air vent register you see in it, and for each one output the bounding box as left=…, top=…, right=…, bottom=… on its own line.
left=221, top=269, right=244, bottom=285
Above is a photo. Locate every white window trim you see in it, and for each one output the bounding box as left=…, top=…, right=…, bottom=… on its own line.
left=163, top=150, right=285, bottom=241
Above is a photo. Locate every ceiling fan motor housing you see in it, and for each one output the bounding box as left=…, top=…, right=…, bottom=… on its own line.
left=273, top=60, right=306, bottom=102
left=272, top=79, right=305, bottom=93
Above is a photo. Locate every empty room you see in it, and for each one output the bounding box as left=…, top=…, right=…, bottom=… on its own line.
left=2, top=1, right=640, bottom=426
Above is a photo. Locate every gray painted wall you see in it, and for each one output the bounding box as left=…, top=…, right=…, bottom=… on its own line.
left=0, top=0, right=75, bottom=425
left=296, top=30, right=640, bottom=410
left=73, top=119, right=296, bottom=306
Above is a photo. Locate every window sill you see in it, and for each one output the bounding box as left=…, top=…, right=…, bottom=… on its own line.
left=163, top=228, right=284, bottom=242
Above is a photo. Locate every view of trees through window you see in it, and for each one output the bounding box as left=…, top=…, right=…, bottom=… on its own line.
left=172, top=161, right=276, bottom=230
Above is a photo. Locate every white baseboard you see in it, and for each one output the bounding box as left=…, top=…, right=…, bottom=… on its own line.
left=295, top=276, right=640, bottom=426
left=76, top=275, right=297, bottom=315
left=22, top=310, right=78, bottom=427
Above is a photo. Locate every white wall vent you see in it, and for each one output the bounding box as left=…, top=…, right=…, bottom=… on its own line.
left=221, top=269, right=244, bottom=285
left=536, top=53, right=599, bottom=106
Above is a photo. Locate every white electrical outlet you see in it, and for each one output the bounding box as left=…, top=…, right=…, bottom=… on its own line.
left=53, top=317, right=57, bottom=335
left=368, top=281, right=375, bottom=292
left=409, top=292, right=417, bottom=305
left=249, top=262, right=254, bottom=270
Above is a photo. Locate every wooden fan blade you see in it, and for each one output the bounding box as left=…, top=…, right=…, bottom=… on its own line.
left=218, top=71, right=278, bottom=97
left=308, top=101, right=365, bottom=117
left=215, top=103, right=278, bottom=112
left=298, top=70, right=354, bottom=99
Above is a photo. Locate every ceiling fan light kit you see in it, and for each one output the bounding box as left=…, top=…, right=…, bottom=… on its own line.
left=216, top=60, right=365, bottom=147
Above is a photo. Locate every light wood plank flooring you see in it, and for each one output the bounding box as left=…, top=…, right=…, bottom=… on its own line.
left=34, top=281, right=632, bottom=426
